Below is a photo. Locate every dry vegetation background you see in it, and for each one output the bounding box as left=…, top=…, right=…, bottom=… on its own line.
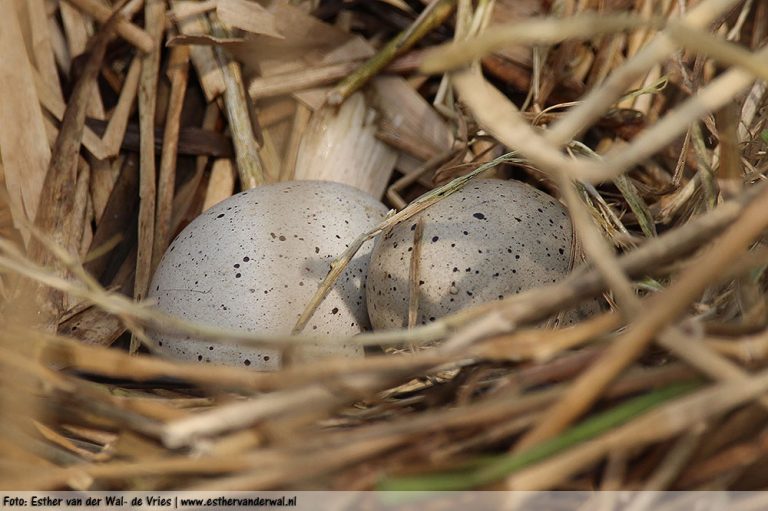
left=1, top=0, right=768, bottom=497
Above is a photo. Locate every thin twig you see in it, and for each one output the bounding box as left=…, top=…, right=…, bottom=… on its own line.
left=422, top=14, right=661, bottom=73
left=209, top=13, right=265, bottom=189
left=407, top=218, right=425, bottom=330
left=327, top=0, right=456, bottom=105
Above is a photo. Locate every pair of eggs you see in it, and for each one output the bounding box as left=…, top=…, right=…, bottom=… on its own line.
left=148, top=179, right=575, bottom=370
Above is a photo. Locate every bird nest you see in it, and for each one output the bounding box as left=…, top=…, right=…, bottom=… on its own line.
left=1, top=0, right=768, bottom=497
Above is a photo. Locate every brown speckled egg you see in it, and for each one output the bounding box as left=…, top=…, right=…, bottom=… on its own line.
left=149, top=181, right=388, bottom=370
left=367, top=179, right=575, bottom=329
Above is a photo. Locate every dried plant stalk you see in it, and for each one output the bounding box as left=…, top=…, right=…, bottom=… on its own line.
left=171, top=0, right=226, bottom=101
left=63, top=0, right=153, bottom=52
left=27, top=8, right=119, bottom=327
left=280, top=102, right=310, bottom=181
left=210, top=14, right=265, bottom=189
left=132, top=0, right=165, bottom=351
left=423, top=14, right=658, bottom=73
left=518, top=182, right=768, bottom=448
left=25, top=0, right=63, bottom=102
left=327, top=0, right=457, bottom=105
left=102, top=57, right=141, bottom=157
left=152, top=45, right=190, bottom=272
left=407, top=218, right=425, bottom=329
left=0, top=1, right=51, bottom=238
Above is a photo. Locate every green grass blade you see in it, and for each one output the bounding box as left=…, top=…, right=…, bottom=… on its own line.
left=379, top=381, right=699, bottom=491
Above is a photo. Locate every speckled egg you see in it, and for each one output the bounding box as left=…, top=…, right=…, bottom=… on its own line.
left=149, top=180, right=388, bottom=370
left=367, top=179, right=576, bottom=329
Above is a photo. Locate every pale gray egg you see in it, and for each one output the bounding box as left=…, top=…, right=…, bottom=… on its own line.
left=367, top=179, right=578, bottom=329
left=149, top=180, right=388, bottom=370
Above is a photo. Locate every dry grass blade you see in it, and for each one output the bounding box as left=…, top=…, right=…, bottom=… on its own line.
left=407, top=218, right=425, bottom=330
left=546, top=0, right=744, bottom=145
left=160, top=354, right=462, bottom=448
left=24, top=0, right=63, bottom=102
left=592, top=44, right=768, bottom=182
left=280, top=102, right=310, bottom=181
left=676, top=429, right=768, bottom=488
left=667, top=22, right=768, bottom=82
left=32, top=325, right=454, bottom=392
left=422, top=14, right=660, bottom=73
left=216, top=0, right=283, bottom=39
left=372, top=76, right=454, bottom=162
left=203, top=159, right=237, bottom=210
left=0, top=1, right=51, bottom=240
left=101, top=57, right=141, bottom=157
left=248, top=61, right=360, bottom=101
left=247, top=54, right=423, bottom=102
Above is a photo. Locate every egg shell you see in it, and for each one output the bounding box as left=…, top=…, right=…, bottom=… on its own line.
left=149, top=180, right=388, bottom=370
left=367, top=179, right=575, bottom=329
